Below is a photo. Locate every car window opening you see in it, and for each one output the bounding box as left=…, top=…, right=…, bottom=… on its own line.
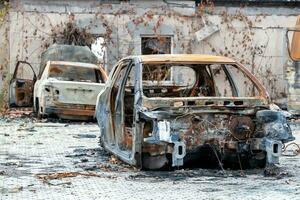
left=48, top=65, right=104, bottom=83
left=142, top=63, right=260, bottom=98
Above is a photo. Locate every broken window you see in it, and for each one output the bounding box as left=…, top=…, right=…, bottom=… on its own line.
left=143, top=65, right=171, bottom=81
left=142, top=63, right=260, bottom=98
left=210, top=64, right=259, bottom=97
left=225, top=64, right=259, bottom=97
left=48, top=65, right=104, bottom=83
left=141, top=37, right=171, bottom=55
left=91, top=36, right=107, bottom=71
left=210, top=64, right=234, bottom=97
left=142, top=64, right=197, bottom=98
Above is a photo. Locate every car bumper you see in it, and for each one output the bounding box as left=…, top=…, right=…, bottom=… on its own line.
left=44, top=106, right=95, bottom=117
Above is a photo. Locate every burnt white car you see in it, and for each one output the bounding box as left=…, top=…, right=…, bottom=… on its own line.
left=9, top=44, right=107, bottom=120
left=33, top=61, right=107, bottom=120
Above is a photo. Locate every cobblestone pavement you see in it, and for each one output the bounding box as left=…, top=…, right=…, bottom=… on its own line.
left=0, top=118, right=300, bottom=200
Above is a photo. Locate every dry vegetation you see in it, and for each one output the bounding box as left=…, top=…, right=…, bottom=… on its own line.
left=0, top=1, right=9, bottom=114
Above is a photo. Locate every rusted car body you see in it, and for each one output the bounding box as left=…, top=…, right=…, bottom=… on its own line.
left=9, top=44, right=107, bottom=120
left=95, top=54, right=294, bottom=170
left=9, top=61, right=37, bottom=107
left=286, top=15, right=300, bottom=114
left=34, top=61, right=107, bottom=120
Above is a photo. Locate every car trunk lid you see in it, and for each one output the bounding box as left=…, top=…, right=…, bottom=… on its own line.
left=45, top=80, right=105, bottom=105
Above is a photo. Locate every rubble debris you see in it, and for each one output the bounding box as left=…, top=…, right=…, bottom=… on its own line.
left=9, top=186, right=23, bottom=193
left=263, top=164, right=291, bottom=178
left=0, top=170, right=6, bottom=175
left=35, top=171, right=119, bottom=186
left=34, top=123, right=68, bottom=127
left=65, top=148, right=101, bottom=158
left=1, top=108, right=33, bottom=118
left=16, top=122, right=35, bottom=131
left=4, top=161, right=23, bottom=167
left=109, top=155, right=122, bottom=165
left=73, top=134, right=97, bottom=139
left=36, top=171, right=102, bottom=185
left=80, top=158, right=88, bottom=162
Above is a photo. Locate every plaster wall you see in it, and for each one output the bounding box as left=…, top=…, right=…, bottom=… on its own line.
left=7, top=0, right=300, bottom=103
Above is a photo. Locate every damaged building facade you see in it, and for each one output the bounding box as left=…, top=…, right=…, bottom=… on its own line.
left=0, top=0, right=300, bottom=109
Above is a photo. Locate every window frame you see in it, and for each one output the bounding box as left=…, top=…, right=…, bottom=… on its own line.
left=140, top=62, right=263, bottom=99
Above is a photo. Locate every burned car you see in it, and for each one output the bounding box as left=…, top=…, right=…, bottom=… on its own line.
left=9, top=44, right=107, bottom=120
left=95, top=54, right=294, bottom=170
left=34, top=61, right=107, bottom=119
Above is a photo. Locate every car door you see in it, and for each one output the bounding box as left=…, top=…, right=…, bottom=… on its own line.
left=9, top=61, right=37, bottom=107
left=107, top=59, right=141, bottom=164
left=287, top=15, right=300, bottom=61
left=110, top=60, right=132, bottom=145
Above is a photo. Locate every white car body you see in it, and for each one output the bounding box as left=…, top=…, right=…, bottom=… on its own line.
left=34, top=61, right=107, bottom=120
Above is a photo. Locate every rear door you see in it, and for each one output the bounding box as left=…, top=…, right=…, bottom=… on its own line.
left=106, top=59, right=139, bottom=164
left=9, top=61, right=36, bottom=107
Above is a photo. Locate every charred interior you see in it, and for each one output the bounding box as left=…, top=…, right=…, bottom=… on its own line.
left=48, top=64, right=105, bottom=83
left=141, top=63, right=260, bottom=98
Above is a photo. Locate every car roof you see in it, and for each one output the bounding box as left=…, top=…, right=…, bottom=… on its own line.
left=129, top=54, right=236, bottom=64
left=48, top=61, right=100, bottom=69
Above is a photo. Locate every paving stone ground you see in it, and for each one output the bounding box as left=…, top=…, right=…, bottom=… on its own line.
left=0, top=119, right=300, bottom=200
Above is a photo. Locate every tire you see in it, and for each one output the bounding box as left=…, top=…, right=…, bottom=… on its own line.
left=98, top=136, right=104, bottom=148
left=33, top=99, right=38, bottom=116
left=98, top=128, right=104, bottom=148
left=35, top=99, right=43, bottom=119
left=37, top=106, right=43, bottom=119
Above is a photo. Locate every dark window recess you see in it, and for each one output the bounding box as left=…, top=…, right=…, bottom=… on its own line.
left=141, top=37, right=171, bottom=55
